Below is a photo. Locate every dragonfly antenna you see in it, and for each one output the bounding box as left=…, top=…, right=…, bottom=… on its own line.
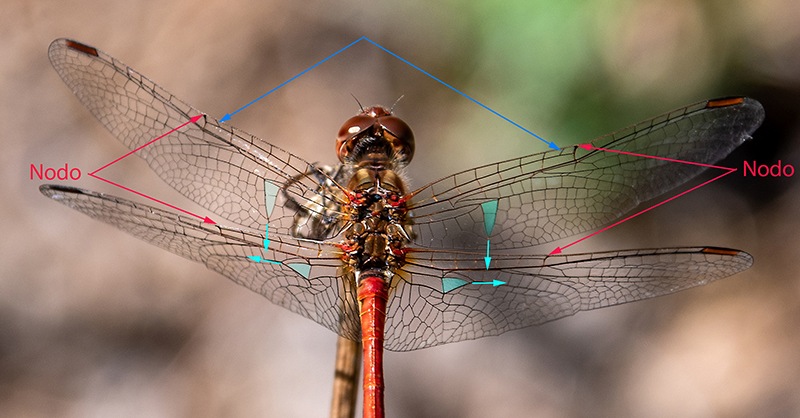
left=350, top=94, right=365, bottom=112
left=390, top=95, right=405, bottom=113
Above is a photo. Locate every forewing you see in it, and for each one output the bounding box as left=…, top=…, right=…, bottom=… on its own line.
left=48, top=39, right=344, bottom=237
left=383, top=246, right=752, bottom=351
left=40, top=185, right=361, bottom=341
left=409, top=98, right=764, bottom=250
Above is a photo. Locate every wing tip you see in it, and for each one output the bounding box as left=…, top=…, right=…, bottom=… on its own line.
left=62, top=39, right=99, bottom=57
left=706, top=97, right=746, bottom=108
left=40, top=184, right=102, bottom=203
left=705, top=96, right=764, bottom=116
left=706, top=96, right=765, bottom=137
left=40, top=183, right=80, bottom=198
left=700, top=246, right=741, bottom=256
left=701, top=246, right=754, bottom=267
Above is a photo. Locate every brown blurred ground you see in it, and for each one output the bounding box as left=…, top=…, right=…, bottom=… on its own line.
left=2, top=1, right=799, bottom=417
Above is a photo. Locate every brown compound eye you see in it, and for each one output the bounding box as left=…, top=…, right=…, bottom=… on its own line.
left=335, top=106, right=415, bottom=165
left=336, top=114, right=375, bottom=163
left=378, top=115, right=414, bottom=165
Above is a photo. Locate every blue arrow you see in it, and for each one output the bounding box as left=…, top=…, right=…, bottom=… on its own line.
left=263, top=225, right=270, bottom=251
left=484, top=239, right=492, bottom=269
left=361, top=38, right=559, bottom=150
left=472, top=280, right=506, bottom=287
left=219, top=36, right=558, bottom=150
left=220, top=37, right=364, bottom=122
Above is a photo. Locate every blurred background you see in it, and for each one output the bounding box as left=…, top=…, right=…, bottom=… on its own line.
left=2, top=0, right=799, bottom=417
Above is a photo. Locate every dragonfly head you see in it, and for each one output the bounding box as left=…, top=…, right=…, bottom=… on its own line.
left=336, top=106, right=415, bottom=167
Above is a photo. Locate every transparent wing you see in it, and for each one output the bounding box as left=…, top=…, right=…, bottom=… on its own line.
left=42, top=184, right=752, bottom=352
left=408, top=97, right=764, bottom=250
left=49, top=38, right=345, bottom=238
left=40, top=185, right=362, bottom=341
left=382, top=246, right=752, bottom=351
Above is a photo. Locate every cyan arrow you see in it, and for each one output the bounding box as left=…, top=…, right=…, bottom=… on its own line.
left=472, top=280, right=506, bottom=287
left=484, top=239, right=491, bottom=269
left=248, top=224, right=276, bottom=264
left=442, top=277, right=506, bottom=293
left=247, top=255, right=280, bottom=264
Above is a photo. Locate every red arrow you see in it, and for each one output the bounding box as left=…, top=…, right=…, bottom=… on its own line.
left=88, top=114, right=216, bottom=224
left=90, top=114, right=204, bottom=175
left=88, top=173, right=216, bottom=224
left=578, top=144, right=732, bottom=170
left=550, top=145, right=737, bottom=256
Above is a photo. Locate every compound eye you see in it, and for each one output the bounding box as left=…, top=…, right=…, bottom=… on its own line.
left=337, top=114, right=374, bottom=140
left=380, top=116, right=415, bottom=165
left=380, top=116, right=413, bottom=144
left=336, top=114, right=376, bottom=162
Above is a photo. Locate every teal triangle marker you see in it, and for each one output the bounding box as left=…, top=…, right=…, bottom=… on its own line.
left=287, top=263, right=311, bottom=279
left=481, top=200, right=498, bottom=236
left=264, top=180, right=279, bottom=217
left=442, top=277, right=468, bottom=293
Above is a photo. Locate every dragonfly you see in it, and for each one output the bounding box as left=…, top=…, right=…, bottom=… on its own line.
left=41, top=39, right=764, bottom=418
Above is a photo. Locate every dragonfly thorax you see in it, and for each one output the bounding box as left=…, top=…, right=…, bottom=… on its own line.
left=335, top=107, right=415, bottom=282
left=339, top=177, right=412, bottom=280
